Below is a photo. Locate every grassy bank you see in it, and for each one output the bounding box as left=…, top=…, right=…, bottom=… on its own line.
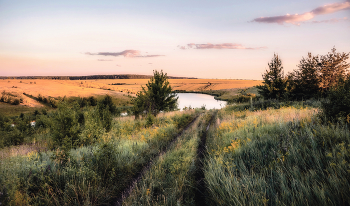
left=204, top=106, right=350, bottom=205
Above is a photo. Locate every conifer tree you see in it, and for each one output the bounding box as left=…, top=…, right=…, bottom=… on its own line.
left=291, top=52, right=321, bottom=99
left=319, top=47, right=350, bottom=92
left=134, top=70, right=178, bottom=117
left=257, top=54, right=286, bottom=99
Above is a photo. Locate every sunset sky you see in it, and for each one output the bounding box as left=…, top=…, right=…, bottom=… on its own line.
left=0, top=0, right=349, bottom=79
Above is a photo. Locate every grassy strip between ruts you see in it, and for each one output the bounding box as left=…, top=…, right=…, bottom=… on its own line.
left=0, top=109, right=201, bottom=206
left=204, top=106, right=350, bottom=205
left=122, top=111, right=215, bottom=206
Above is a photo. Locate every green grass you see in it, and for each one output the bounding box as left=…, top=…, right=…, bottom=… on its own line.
left=0, top=109, right=200, bottom=205
left=0, top=102, right=48, bottom=117
left=204, top=106, right=350, bottom=205
left=123, top=111, right=215, bottom=205
left=2, top=102, right=350, bottom=206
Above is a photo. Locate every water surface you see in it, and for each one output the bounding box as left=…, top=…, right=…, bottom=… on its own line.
left=176, top=93, right=226, bottom=110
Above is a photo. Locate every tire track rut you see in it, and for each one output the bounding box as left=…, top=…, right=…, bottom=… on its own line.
left=194, top=112, right=217, bottom=206
left=112, top=115, right=200, bottom=206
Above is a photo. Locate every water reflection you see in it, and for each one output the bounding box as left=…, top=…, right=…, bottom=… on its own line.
left=176, top=93, right=226, bottom=110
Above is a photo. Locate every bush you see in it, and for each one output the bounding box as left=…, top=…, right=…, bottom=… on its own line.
left=79, top=108, right=104, bottom=145
left=145, top=112, right=155, bottom=128
left=51, top=102, right=82, bottom=149
left=11, top=98, right=20, bottom=105
left=321, top=77, right=350, bottom=122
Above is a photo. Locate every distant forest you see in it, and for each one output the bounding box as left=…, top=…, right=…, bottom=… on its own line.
left=0, top=74, right=197, bottom=80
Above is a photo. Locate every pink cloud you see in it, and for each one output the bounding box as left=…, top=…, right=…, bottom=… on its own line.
left=85, top=50, right=164, bottom=58
left=134, top=55, right=165, bottom=58
left=312, top=17, right=349, bottom=23
left=311, top=2, right=350, bottom=15
left=180, top=43, right=267, bottom=50
left=85, top=50, right=140, bottom=57
left=252, top=1, right=350, bottom=25
left=97, top=59, right=113, bottom=61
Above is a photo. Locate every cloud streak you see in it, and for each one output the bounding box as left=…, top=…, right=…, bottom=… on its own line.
left=85, top=50, right=164, bottom=58
left=179, top=43, right=266, bottom=50
left=97, top=59, right=113, bottom=61
left=134, top=55, right=165, bottom=58
left=86, top=50, right=140, bottom=57
left=252, top=1, right=350, bottom=25
left=312, top=17, right=349, bottom=23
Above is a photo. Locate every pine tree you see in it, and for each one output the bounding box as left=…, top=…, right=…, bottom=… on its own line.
left=257, top=54, right=286, bottom=99
left=319, top=47, right=350, bottom=92
left=134, top=70, right=178, bottom=117
left=292, top=52, right=321, bottom=99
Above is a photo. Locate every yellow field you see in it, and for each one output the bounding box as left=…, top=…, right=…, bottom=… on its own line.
left=0, top=79, right=262, bottom=108
left=62, top=79, right=262, bottom=94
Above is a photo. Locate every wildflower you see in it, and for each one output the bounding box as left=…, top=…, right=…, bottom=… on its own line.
left=146, top=188, right=151, bottom=196
left=223, top=147, right=229, bottom=153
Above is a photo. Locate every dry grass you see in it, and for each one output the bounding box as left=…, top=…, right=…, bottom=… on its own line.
left=0, top=142, right=48, bottom=159
left=59, top=79, right=262, bottom=94
left=0, top=79, right=133, bottom=107
left=0, top=79, right=261, bottom=111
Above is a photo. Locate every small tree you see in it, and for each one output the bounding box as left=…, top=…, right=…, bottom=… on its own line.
left=321, top=77, right=350, bottom=122
left=134, top=70, right=178, bottom=118
left=51, top=102, right=82, bottom=150
left=319, top=47, right=350, bottom=92
left=289, top=52, right=321, bottom=100
left=257, top=54, right=286, bottom=99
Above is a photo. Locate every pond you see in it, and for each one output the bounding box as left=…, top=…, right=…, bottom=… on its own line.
left=176, top=93, right=227, bottom=110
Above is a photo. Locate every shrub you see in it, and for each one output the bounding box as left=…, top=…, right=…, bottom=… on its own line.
left=145, top=112, right=155, bottom=128
left=51, top=102, right=82, bottom=149
left=321, top=77, right=350, bottom=122
left=11, top=98, right=20, bottom=105
left=79, top=108, right=104, bottom=145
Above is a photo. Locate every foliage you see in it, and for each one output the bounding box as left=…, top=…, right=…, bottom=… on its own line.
left=0, top=113, right=35, bottom=148
left=321, top=77, right=350, bottom=122
left=134, top=70, right=178, bottom=117
left=79, top=108, right=105, bottom=145
left=287, top=52, right=321, bottom=100
left=0, top=110, right=198, bottom=205
left=0, top=91, right=23, bottom=105
left=257, top=54, right=286, bottom=100
left=51, top=102, right=83, bottom=150
left=145, top=112, right=155, bottom=128
left=319, top=47, right=350, bottom=92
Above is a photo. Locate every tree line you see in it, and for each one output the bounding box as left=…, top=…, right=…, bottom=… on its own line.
left=257, top=47, right=350, bottom=120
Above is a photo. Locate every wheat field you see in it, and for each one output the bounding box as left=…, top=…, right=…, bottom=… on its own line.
left=0, top=79, right=262, bottom=107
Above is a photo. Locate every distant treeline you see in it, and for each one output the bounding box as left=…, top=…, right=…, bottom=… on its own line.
left=1, top=74, right=197, bottom=80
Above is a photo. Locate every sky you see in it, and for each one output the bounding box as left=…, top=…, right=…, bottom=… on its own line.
left=0, top=0, right=349, bottom=79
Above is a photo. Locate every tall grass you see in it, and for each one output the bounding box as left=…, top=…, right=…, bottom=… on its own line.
left=0, top=109, right=200, bottom=205
left=204, top=106, right=350, bottom=205
left=123, top=111, right=214, bottom=205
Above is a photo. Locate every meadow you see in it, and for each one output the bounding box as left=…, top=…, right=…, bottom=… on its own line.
left=204, top=105, right=350, bottom=205
left=1, top=77, right=349, bottom=205
left=0, top=107, right=203, bottom=205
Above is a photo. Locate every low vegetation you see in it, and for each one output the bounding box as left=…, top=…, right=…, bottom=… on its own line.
left=0, top=108, right=200, bottom=205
